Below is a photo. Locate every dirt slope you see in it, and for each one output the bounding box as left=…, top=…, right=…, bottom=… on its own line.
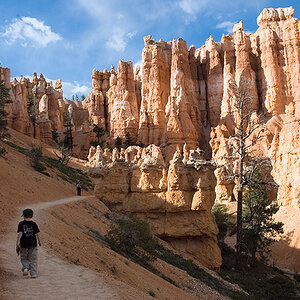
left=0, top=130, right=227, bottom=300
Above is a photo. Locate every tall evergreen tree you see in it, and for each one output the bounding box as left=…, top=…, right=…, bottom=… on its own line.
left=93, top=124, right=105, bottom=145
left=0, top=79, right=12, bottom=140
left=63, top=109, right=73, bottom=151
left=124, top=132, right=132, bottom=148
left=27, top=92, right=38, bottom=138
left=115, top=136, right=122, bottom=150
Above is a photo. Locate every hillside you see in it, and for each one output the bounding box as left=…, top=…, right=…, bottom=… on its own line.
left=0, top=129, right=238, bottom=300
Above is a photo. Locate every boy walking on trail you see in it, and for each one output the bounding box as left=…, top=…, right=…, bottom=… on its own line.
left=16, top=208, right=41, bottom=278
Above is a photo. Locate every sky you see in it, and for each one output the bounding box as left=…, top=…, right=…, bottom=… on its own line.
left=0, top=0, right=299, bottom=99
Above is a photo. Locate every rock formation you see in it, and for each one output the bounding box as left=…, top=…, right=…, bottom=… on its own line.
left=2, top=6, right=300, bottom=209
left=0, top=68, right=65, bottom=143
left=88, top=145, right=221, bottom=270
left=137, top=36, right=172, bottom=146
left=161, top=38, right=202, bottom=162
left=107, top=60, right=139, bottom=142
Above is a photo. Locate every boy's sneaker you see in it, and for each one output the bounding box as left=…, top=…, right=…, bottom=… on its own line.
left=31, top=275, right=37, bottom=279
left=23, top=268, right=29, bottom=276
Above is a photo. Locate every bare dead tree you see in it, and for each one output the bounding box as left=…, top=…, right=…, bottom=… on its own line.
left=54, top=146, right=71, bottom=166
left=225, top=77, right=268, bottom=270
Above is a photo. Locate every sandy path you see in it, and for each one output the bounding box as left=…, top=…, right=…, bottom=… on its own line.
left=0, top=196, right=128, bottom=300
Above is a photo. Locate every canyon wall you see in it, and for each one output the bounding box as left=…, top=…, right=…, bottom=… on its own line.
left=2, top=6, right=299, bottom=209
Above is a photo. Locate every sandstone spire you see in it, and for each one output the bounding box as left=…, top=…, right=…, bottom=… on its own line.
left=137, top=36, right=172, bottom=145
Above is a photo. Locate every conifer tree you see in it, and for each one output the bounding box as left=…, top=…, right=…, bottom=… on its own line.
left=0, top=79, right=12, bottom=155
left=242, top=170, right=283, bottom=266
left=0, top=79, right=11, bottom=139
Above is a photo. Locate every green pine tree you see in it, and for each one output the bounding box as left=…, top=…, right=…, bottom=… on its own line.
left=92, top=124, right=105, bottom=145
left=115, top=136, right=122, bottom=150
left=63, top=110, right=73, bottom=151
left=242, top=170, right=284, bottom=266
left=124, top=132, right=132, bottom=148
left=0, top=79, right=11, bottom=139
left=0, top=79, right=12, bottom=155
left=27, top=92, right=38, bottom=138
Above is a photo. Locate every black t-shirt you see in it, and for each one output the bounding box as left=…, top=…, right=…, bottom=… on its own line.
left=17, top=220, right=40, bottom=248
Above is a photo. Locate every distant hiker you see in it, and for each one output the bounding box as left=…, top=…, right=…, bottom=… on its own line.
left=76, top=180, right=82, bottom=196
left=16, top=208, right=41, bottom=278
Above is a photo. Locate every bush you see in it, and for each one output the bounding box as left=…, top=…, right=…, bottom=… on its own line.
left=28, top=146, right=46, bottom=172
left=42, top=156, right=93, bottom=189
left=0, top=147, right=7, bottom=157
left=212, top=204, right=230, bottom=243
left=148, top=291, right=155, bottom=297
left=105, top=217, right=158, bottom=262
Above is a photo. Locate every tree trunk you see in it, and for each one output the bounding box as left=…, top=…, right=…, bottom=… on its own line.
left=235, top=171, right=243, bottom=270
left=235, top=105, right=244, bottom=270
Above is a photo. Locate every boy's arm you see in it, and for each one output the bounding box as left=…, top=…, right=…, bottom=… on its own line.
left=16, top=232, right=22, bottom=248
left=36, top=232, right=41, bottom=246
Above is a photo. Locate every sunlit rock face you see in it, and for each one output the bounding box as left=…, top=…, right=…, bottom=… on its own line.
left=107, top=60, right=139, bottom=142
left=138, top=36, right=172, bottom=146
left=88, top=145, right=221, bottom=270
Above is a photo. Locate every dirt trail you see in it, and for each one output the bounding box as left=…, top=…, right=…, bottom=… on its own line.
left=0, top=196, right=142, bottom=300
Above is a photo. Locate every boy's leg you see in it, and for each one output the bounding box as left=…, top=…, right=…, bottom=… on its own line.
left=20, top=248, right=30, bottom=271
left=28, top=247, right=38, bottom=277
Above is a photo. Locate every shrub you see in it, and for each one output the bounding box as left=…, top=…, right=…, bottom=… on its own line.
left=148, top=291, right=155, bottom=297
left=212, top=204, right=230, bottom=243
left=0, top=147, right=7, bottom=157
left=28, top=146, right=46, bottom=172
left=105, top=217, right=158, bottom=262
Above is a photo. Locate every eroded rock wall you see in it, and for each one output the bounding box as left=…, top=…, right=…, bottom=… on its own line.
left=88, top=145, right=221, bottom=270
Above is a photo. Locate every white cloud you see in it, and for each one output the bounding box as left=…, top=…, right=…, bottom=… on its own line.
left=105, top=29, right=136, bottom=52
left=216, top=21, right=235, bottom=33
left=62, top=81, right=91, bottom=99
left=178, top=0, right=209, bottom=22
left=105, top=30, right=127, bottom=52
left=75, top=0, right=139, bottom=52
left=1, top=17, right=62, bottom=47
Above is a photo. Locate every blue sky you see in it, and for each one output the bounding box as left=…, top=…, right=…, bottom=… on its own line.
left=0, top=0, right=299, bottom=99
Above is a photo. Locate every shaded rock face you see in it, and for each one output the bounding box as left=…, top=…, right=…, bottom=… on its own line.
left=88, top=145, right=221, bottom=270
left=268, top=103, right=300, bottom=208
